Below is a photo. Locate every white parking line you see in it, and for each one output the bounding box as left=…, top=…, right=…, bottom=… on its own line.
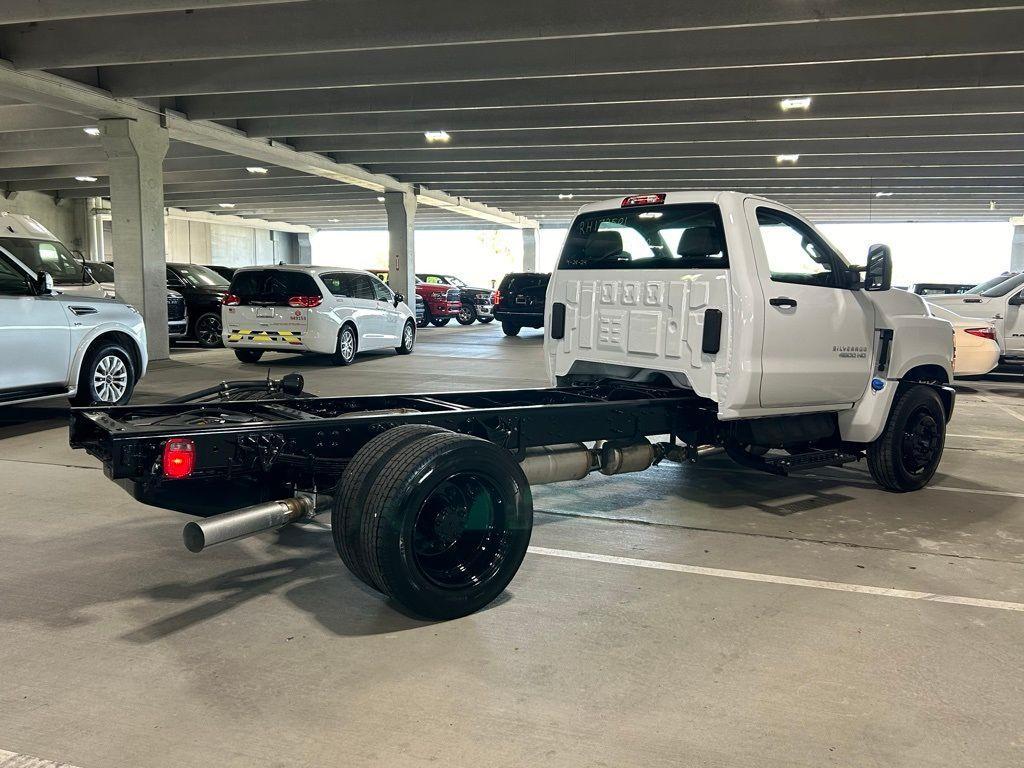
left=528, top=546, right=1024, bottom=613
left=947, top=433, right=1024, bottom=442
left=0, top=748, right=85, bottom=768
left=972, top=394, right=1024, bottom=424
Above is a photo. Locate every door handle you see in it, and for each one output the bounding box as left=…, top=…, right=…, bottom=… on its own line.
left=769, top=297, right=797, bottom=308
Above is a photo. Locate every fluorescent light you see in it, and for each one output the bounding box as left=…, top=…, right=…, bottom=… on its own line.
left=638, top=211, right=663, bottom=220
left=424, top=131, right=451, bottom=143
left=245, top=166, right=269, bottom=175
left=990, top=201, right=997, bottom=210
left=875, top=191, right=894, bottom=198
left=328, top=218, right=341, bottom=223
left=218, top=203, right=236, bottom=208
left=558, top=193, right=574, bottom=200
left=775, top=154, right=800, bottom=164
left=377, top=196, right=385, bottom=202
left=83, top=127, right=101, bottom=136
left=780, top=97, right=812, bottom=111
left=74, top=175, right=98, bottom=183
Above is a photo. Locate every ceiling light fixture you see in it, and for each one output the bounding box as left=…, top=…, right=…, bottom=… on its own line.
left=328, top=218, right=341, bottom=223
left=218, top=203, right=236, bottom=208
left=83, top=127, right=101, bottom=136
left=875, top=191, right=894, bottom=198
left=779, top=97, right=812, bottom=111
left=74, top=175, right=98, bottom=183
left=245, top=166, right=269, bottom=175
left=638, top=211, right=663, bottom=220
left=558, top=193, right=574, bottom=200
left=377, top=196, right=386, bottom=202
left=423, top=131, right=451, bottom=143
left=775, top=154, right=800, bottom=164
left=990, top=201, right=997, bottom=210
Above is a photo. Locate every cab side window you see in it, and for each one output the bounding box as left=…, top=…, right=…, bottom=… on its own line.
left=0, top=256, right=32, bottom=296
left=321, top=272, right=354, bottom=298
left=370, top=276, right=393, bottom=302
left=756, top=208, right=842, bottom=288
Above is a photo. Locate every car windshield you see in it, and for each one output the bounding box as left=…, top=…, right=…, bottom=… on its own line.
left=85, top=261, right=115, bottom=283
left=964, top=273, right=1018, bottom=295
left=559, top=203, right=728, bottom=270
left=981, top=273, right=1024, bottom=298
left=0, top=237, right=89, bottom=286
left=173, top=264, right=230, bottom=288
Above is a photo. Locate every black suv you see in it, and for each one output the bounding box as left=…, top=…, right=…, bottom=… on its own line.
left=416, top=273, right=495, bottom=325
left=166, top=263, right=231, bottom=347
left=493, top=272, right=550, bottom=336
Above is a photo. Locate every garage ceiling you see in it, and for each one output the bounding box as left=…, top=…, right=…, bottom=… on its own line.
left=1, top=0, right=1023, bottom=228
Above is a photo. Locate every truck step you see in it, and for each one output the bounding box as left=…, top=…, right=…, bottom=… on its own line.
left=763, top=449, right=861, bottom=475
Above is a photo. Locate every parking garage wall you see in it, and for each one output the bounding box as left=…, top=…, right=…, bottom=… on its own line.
left=101, top=218, right=298, bottom=266
left=0, top=191, right=82, bottom=252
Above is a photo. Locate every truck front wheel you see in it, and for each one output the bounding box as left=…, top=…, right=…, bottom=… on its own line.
left=355, top=430, right=533, bottom=620
left=867, top=384, right=946, bottom=492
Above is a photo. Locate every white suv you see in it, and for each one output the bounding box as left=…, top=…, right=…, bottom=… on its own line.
left=223, top=266, right=416, bottom=365
left=0, top=245, right=148, bottom=406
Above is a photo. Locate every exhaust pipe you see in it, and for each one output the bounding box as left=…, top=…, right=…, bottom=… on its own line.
left=182, top=493, right=327, bottom=553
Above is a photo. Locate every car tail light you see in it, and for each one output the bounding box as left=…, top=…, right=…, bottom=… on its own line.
left=622, top=193, right=666, bottom=207
left=163, top=438, right=195, bottom=480
left=493, top=290, right=502, bottom=306
left=222, top=294, right=241, bottom=306
left=288, top=295, right=323, bottom=308
left=965, top=326, right=997, bottom=341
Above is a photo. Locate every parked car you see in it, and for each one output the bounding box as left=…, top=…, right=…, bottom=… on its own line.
left=80, top=260, right=189, bottom=340
left=0, top=244, right=147, bottom=406
left=416, top=273, right=496, bottom=325
left=928, top=271, right=1024, bottom=364
left=414, top=293, right=425, bottom=325
left=493, top=272, right=550, bottom=336
left=372, top=270, right=461, bottom=328
left=166, top=262, right=231, bottom=347
left=0, top=212, right=105, bottom=298
left=223, top=266, right=415, bottom=365
left=909, top=282, right=976, bottom=296
left=927, top=303, right=1000, bottom=376
left=206, top=265, right=238, bottom=281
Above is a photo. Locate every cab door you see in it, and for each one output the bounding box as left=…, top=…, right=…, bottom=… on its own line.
left=0, top=251, right=71, bottom=393
left=745, top=202, right=873, bottom=408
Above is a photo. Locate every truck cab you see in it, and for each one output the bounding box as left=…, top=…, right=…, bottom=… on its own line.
left=545, top=192, right=953, bottom=445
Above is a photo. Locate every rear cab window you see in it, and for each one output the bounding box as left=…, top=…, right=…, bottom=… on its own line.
left=559, top=203, right=728, bottom=271
left=229, top=270, right=322, bottom=305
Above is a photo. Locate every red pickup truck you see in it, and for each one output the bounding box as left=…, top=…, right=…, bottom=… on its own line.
left=372, top=271, right=462, bottom=327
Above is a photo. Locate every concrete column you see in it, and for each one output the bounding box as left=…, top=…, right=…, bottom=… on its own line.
left=100, top=117, right=170, bottom=360
left=384, top=190, right=417, bottom=304
left=87, top=196, right=105, bottom=262
left=1011, top=223, right=1024, bottom=272
left=294, top=232, right=312, bottom=265
left=522, top=227, right=540, bottom=272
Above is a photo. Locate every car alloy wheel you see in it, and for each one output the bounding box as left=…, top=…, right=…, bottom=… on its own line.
left=93, top=354, right=129, bottom=403
left=195, top=313, right=222, bottom=347
left=403, top=322, right=415, bottom=351
left=340, top=327, right=356, bottom=361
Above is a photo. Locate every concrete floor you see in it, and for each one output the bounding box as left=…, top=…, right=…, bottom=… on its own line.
left=2, top=323, right=1023, bottom=768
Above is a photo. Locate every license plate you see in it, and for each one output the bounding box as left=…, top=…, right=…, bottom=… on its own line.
left=516, top=296, right=527, bottom=304
left=256, top=306, right=275, bottom=318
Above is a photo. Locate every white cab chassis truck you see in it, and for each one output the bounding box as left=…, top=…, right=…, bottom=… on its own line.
left=70, top=192, right=955, bottom=621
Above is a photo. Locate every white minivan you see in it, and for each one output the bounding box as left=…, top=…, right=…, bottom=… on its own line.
left=223, top=265, right=416, bottom=365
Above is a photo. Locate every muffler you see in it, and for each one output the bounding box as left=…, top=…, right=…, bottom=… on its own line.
left=182, top=493, right=328, bottom=553
left=519, top=439, right=662, bottom=485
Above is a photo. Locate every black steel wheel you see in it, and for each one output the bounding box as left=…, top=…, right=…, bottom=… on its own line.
left=456, top=304, right=477, bottom=325
left=234, top=349, right=264, bottom=364
left=396, top=320, right=415, bottom=354
left=867, top=384, right=946, bottom=492
left=431, top=316, right=451, bottom=327
left=356, top=431, right=533, bottom=620
left=194, top=312, right=223, bottom=348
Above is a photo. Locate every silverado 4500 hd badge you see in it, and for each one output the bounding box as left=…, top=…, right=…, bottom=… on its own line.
left=834, top=345, right=868, bottom=359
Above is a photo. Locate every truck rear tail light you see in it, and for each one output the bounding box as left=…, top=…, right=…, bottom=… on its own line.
left=222, top=294, right=241, bottom=306
left=163, top=438, right=195, bottom=479
left=493, top=290, right=502, bottom=306
left=622, top=193, right=666, bottom=207
left=288, top=295, right=323, bottom=308
left=965, top=327, right=997, bottom=341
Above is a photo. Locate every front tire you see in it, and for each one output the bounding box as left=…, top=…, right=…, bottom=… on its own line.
left=501, top=321, right=521, bottom=336
left=867, top=384, right=946, bottom=492
left=71, top=343, right=135, bottom=406
left=431, top=316, right=451, bottom=327
left=357, top=430, right=533, bottom=620
left=194, top=312, right=223, bottom=348
left=331, top=325, right=357, bottom=366
left=456, top=304, right=477, bottom=325
left=234, top=349, right=264, bottom=364
left=396, top=320, right=415, bottom=354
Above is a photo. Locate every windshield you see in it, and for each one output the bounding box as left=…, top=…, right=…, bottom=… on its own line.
left=559, top=203, right=728, bottom=270
left=981, top=273, right=1024, bottom=298
left=965, top=273, right=1017, bottom=295
left=173, top=264, right=230, bottom=288
left=0, top=237, right=89, bottom=286
left=85, top=261, right=115, bottom=283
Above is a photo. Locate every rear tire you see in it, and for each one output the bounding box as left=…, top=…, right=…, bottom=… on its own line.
left=431, top=316, right=450, bottom=327
left=71, top=342, right=136, bottom=406
left=396, top=320, right=415, bottom=354
left=867, top=384, right=946, bottom=492
left=331, top=324, right=357, bottom=366
left=456, top=304, right=477, bottom=325
left=357, top=431, right=533, bottom=620
left=194, top=312, right=223, bottom=348
left=234, top=349, right=264, bottom=364
left=501, top=321, right=521, bottom=336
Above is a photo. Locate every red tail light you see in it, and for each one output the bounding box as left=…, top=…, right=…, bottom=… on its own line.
left=493, top=290, right=502, bottom=306
left=163, top=438, right=195, bottom=480
left=965, top=326, right=997, bottom=341
left=222, top=294, right=241, bottom=306
left=622, top=193, right=666, bottom=207
left=288, top=295, right=323, bottom=308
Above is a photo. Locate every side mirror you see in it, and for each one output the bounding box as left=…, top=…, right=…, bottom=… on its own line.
left=393, top=292, right=405, bottom=306
left=1009, top=292, right=1024, bottom=306
left=864, top=244, right=892, bottom=292
left=35, top=270, right=54, bottom=294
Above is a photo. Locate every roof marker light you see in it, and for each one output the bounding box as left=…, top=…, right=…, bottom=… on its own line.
left=622, top=194, right=666, bottom=207
left=780, top=97, right=812, bottom=111
left=776, top=154, right=800, bottom=164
